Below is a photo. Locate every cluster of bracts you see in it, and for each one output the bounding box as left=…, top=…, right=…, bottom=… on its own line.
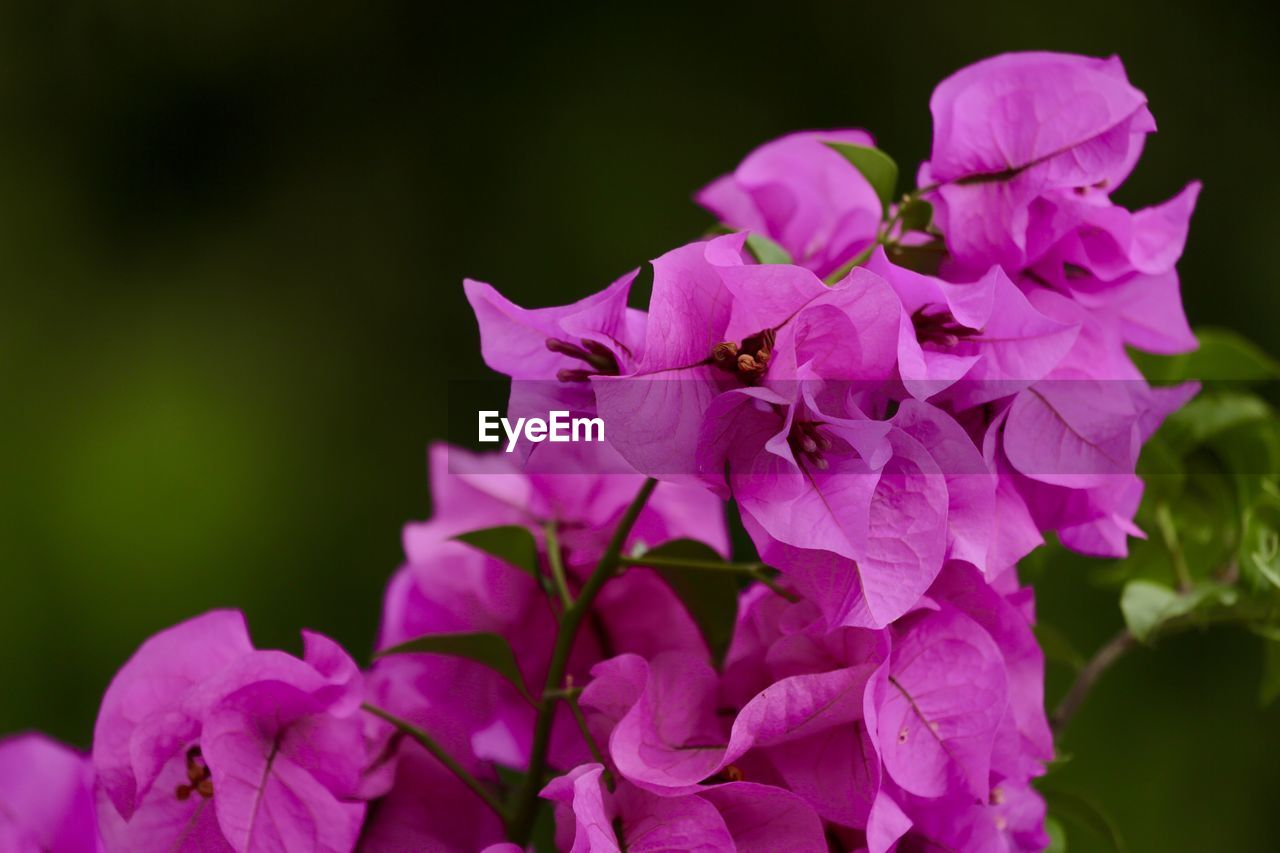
left=2, top=51, right=1199, bottom=852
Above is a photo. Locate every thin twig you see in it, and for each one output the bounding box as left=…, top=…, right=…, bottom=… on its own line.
left=618, top=553, right=799, bottom=601
left=361, top=702, right=509, bottom=821
left=508, top=478, right=658, bottom=843
left=563, top=681, right=615, bottom=791
left=618, top=554, right=765, bottom=573
left=1155, top=503, right=1193, bottom=592
left=544, top=521, right=573, bottom=609
left=823, top=240, right=881, bottom=285
left=1050, top=629, right=1136, bottom=735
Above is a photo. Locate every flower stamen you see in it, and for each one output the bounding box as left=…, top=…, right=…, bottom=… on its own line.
left=711, top=329, right=775, bottom=383
left=547, top=337, right=621, bottom=382
left=788, top=420, right=832, bottom=471
left=911, top=307, right=980, bottom=347
left=175, top=746, right=214, bottom=801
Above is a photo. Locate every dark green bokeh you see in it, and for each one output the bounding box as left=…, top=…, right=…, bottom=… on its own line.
left=1, top=2, right=1276, bottom=849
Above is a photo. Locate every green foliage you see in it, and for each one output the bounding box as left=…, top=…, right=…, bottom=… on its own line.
left=1117, top=327, right=1280, bottom=695
left=377, top=631, right=536, bottom=706
left=1044, top=816, right=1068, bottom=853
left=1131, top=328, right=1280, bottom=383
left=884, top=240, right=946, bottom=275
left=824, top=142, right=898, bottom=215
left=455, top=525, right=542, bottom=581
left=631, top=538, right=741, bottom=664
left=1119, top=579, right=1236, bottom=642
left=744, top=232, right=793, bottom=265
left=897, top=197, right=934, bottom=233
left=1242, top=483, right=1280, bottom=591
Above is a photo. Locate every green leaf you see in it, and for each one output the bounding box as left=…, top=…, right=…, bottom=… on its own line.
left=1041, top=787, right=1125, bottom=852
left=455, top=525, right=540, bottom=580
left=1132, top=328, right=1280, bottom=384
left=897, top=197, right=933, bottom=232
left=632, top=538, right=740, bottom=664
left=1261, top=637, right=1280, bottom=706
left=744, top=232, right=793, bottom=265
left=1242, top=485, right=1280, bottom=590
left=1172, top=463, right=1245, bottom=570
left=1206, top=418, right=1280, bottom=511
left=1160, top=393, right=1272, bottom=457
left=1120, top=580, right=1237, bottom=642
left=825, top=142, right=898, bottom=215
left=1120, top=579, right=1180, bottom=641
left=377, top=631, right=536, bottom=705
left=884, top=239, right=946, bottom=275
left=1044, top=816, right=1068, bottom=853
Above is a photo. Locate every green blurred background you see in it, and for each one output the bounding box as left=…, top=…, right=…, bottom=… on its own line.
left=1, top=2, right=1277, bottom=849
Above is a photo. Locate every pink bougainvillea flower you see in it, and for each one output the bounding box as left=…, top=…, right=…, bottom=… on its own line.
left=591, top=234, right=748, bottom=480
left=998, top=375, right=1198, bottom=553
left=695, top=129, right=883, bottom=277
left=541, top=763, right=828, bottom=853
left=873, top=605, right=1008, bottom=801
left=92, top=610, right=368, bottom=853
left=466, top=271, right=644, bottom=384
left=990, top=288, right=1199, bottom=556
left=928, top=563, right=1053, bottom=781
left=406, top=443, right=728, bottom=579
left=1024, top=181, right=1201, bottom=355
left=580, top=637, right=890, bottom=808
left=375, top=446, right=718, bottom=731
left=696, top=386, right=957, bottom=628
left=357, top=742, right=507, bottom=852
left=864, top=248, right=1078, bottom=407
left=594, top=232, right=901, bottom=481
left=893, top=777, right=1050, bottom=853
left=364, top=442, right=725, bottom=842
left=920, top=51, right=1155, bottom=272
left=1026, top=182, right=1200, bottom=282
left=465, top=270, right=645, bottom=433
left=0, top=733, right=99, bottom=852
left=575, top=575, right=1051, bottom=850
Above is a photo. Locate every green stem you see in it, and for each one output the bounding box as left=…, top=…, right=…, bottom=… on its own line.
left=1050, top=589, right=1279, bottom=735
left=821, top=183, right=938, bottom=285
left=823, top=240, right=881, bottom=285
left=1049, top=629, right=1135, bottom=734
left=618, top=554, right=764, bottom=573
left=361, top=702, right=509, bottom=822
left=564, top=686, right=614, bottom=790
left=544, top=521, right=573, bottom=608
left=618, top=554, right=799, bottom=602
left=1155, top=503, right=1193, bottom=592
left=508, top=478, right=658, bottom=843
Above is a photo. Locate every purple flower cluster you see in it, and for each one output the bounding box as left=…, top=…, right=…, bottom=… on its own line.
left=553, top=563, right=1051, bottom=852
left=459, top=50, right=1196, bottom=850
left=475, top=50, right=1199, bottom=622
left=0, top=51, right=1198, bottom=852
left=359, top=443, right=729, bottom=849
